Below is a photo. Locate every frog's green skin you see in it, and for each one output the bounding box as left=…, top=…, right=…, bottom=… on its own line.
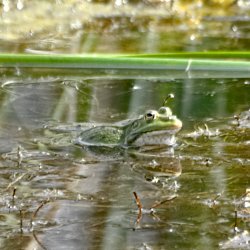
left=75, top=106, right=182, bottom=147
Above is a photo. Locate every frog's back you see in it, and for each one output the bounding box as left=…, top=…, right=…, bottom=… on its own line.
left=76, top=126, right=124, bottom=146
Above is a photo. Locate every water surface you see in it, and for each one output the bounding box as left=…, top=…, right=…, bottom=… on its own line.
left=0, top=1, right=250, bottom=249
left=0, top=72, right=249, bottom=249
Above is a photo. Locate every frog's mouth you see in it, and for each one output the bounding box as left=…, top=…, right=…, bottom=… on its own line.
left=130, top=129, right=178, bottom=147
left=124, top=116, right=182, bottom=146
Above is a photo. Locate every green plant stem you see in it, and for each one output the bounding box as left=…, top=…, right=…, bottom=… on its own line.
left=0, top=53, right=250, bottom=72
left=125, top=51, right=250, bottom=59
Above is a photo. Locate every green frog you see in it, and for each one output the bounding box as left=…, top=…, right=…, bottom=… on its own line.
left=75, top=102, right=182, bottom=148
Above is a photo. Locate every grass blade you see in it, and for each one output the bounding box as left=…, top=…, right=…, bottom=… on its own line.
left=1, top=53, right=250, bottom=80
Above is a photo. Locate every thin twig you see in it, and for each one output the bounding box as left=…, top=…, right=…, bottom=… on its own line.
left=150, top=195, right=177, bottom=209
left=210, top=193, right=222, bottom=207
left=33, top=231, right=47, bottom=250
left=132, top=193, right=178, bottom=229
left=233, top=209, right=238, bottom=234
left=5, top=173, right=27, bottom=191
left=19, top=209, right=23, bottom=234
left=30, top=200, right=50, bottom=229
left=12, top=188, right=17, bottom=204
left=133, top=192, right=142, bottom=227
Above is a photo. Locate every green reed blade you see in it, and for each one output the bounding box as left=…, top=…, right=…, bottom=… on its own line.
left=0, top=53, right=250, bottom=72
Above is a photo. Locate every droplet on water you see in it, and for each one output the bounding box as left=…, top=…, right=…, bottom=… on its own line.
left=17, top=0, right=24, bottom=10
left=190, top=34, right=196, bottom=41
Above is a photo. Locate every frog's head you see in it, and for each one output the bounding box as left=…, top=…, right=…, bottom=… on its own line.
left=123, top=105, right=182, bottom=146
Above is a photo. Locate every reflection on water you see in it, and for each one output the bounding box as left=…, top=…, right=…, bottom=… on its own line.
left=0, top=73, right=249, bottom=249
left=2, top=1, right=250, bottom=54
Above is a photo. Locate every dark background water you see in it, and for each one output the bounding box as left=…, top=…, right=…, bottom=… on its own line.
left=0, top=1, right=250, bottom=249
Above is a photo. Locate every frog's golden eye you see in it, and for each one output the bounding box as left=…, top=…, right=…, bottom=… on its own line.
left=144, top=112, right=155, bottom=121
left=159, top=107, right=172, bottom=116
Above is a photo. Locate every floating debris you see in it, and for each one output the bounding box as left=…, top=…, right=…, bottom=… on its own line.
left=185, top=124, right=220, bottom=139
left=220, top=230, right=250, bottom=249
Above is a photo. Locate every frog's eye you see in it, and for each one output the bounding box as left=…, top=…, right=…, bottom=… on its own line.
left=159, top=107, right=172, bottom=116
left=144, top=111, right=155, bottom=121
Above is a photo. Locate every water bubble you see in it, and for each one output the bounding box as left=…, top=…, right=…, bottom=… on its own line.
left=133, top=85, right=142, bottom=90
left=17, top=0, right=24, bottom=10
left=70, top=20, right=82, bottom=30
left=190, top=34, right=196, bottom=41
left=238, top=0, right=250, bottom=9
left=232, top=25, right=238, bottom=32
left=149, top=159, right=159, bottom=167
left=3, top=0, right=10, bottom=12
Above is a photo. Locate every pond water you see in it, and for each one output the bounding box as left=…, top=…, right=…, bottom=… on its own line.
left=0, top=1, right=250, bottom=249
left=0, top=69, right=249, bottom=250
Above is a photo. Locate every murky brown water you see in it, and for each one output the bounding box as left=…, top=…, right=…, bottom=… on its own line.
left=0, top=1, right=250, bottom=249
left=0, top=74, right=249, bottom=250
